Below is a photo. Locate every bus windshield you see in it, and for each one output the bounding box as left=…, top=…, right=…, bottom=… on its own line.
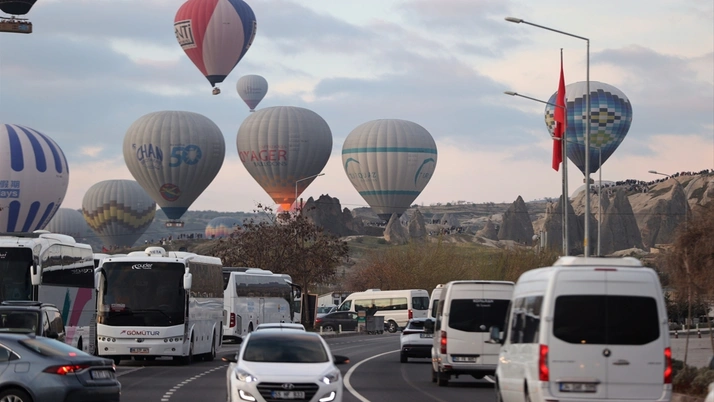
left=0, top=248, right=33, bottom=301
left=97, top=261, right=186, bottom=327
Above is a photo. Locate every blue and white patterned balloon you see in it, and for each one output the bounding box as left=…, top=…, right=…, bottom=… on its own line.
left=544, top=81, right=633, bottom=175
left=0, top=124, right=69, bottom=232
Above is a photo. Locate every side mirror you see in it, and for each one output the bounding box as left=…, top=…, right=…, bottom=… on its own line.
left=487, top=326, right=503, bottom=345
left=30, top=261, right=40, bottom=286
left=94, top=271, right=101, bottom=292
left=333, top=355, right=350, bottom=365
left=221, top=354, right=238, bottom=363
left=423, top=319, right=435, bottom=334
left=45, top=330, right=58, bottom=339
left=183, top=272, right=192, bottom=291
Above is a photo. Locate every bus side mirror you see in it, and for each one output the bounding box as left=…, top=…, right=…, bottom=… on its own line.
left=31, top=261, right=40, bottom=286
left=94, top=271, right=101, bottom=292
left=183, top=272, right=192, bottom=291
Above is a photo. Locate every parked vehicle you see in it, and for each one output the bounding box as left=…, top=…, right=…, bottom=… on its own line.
left=0, top=301, right=66, bottom=342
left=315, top=311, right=359, bottom=332
left=255, top=323, right=305, bottom=331
left=428, top=280, right=514, bottom=386
left=336, top=289, right=429, bottom=332
left=316, top=305, right=337, bottom=318
left=0, top=333, right=121, bottom=402
left=222, top=329, right=349, bottom=402
left=491, top=256, right=672, bottom=402
left=427, top=284, right=443, bottom=319
left=400, top=318, right=433, bottom=363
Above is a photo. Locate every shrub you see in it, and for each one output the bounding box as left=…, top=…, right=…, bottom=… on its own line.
left=691, top=367, right=714, bottom=396
left=671, top=358, right=714, bottom=396
left=673, top=366, right=698, bottom=394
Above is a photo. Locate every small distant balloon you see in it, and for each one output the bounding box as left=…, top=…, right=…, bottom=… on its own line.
left=544, top=81, right=633, bottom=175
left=44, top=208, right=91, bottom=239
left=0, top=0, right=37, bottom=16
left=0, top=124, right=69, bottom=232
left=236, top=74, right=268, bottom=112
left=174, top=0, right=257, bottom=94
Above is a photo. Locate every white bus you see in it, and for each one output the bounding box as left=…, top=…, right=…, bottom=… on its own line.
left=0, top=231, right=97, bottom=354
left=222, top=268, right=297, bottom=342
left=95, top=247, right=223, bottom=365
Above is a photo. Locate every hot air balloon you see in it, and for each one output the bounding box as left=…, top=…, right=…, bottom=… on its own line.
left=236, top=106, right=332, bottom=210
left=82, top=180, right=156, bottom=248
left=45, top=208, right=91, bottom=239
left=0, top=124, right=68, bottom=232
left=342, top=119, right=438, bottom=221
left=205, top=216, right=241, bottom=238
left=544, top=81, right=633, bottom=175
left=123, top=111, right=226, bottom=226
left=236, top=74, right=268, bottom=112
left=174, top=0, right=257, bottom=95
left=0, top=0, right=37, bottom=16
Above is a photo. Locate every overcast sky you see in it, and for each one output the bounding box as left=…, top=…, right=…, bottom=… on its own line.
left=1, top=0, right=712, bottom=214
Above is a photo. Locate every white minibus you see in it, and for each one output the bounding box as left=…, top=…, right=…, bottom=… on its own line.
left=336, top=289, right=429, bottom=332
left=492, top=256, right=672, bottom=402
left=427, top=284, right=444, bottom=319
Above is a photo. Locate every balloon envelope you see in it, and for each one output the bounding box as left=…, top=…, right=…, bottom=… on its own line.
left=44, top=208, right=91, bottom=239
left=544, top=81, right=633, bottom=175
left=0, top=0, right=37, bottom=15
left=0, top=124, right=69, bottom=232
left=174, top=0, right=257, bottom=88
left=236, top=74, right=268, bottom=111
left=123, top=111, right=226, bottom=221
left=236, top=106, right=332, bottom=209
left=342, top=119, right=438, bottom=221
left=205, top=216, right=241, bottom=238
left=82, top=180, right=156, bottom=248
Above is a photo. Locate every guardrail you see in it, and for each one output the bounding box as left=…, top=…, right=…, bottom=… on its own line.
left=669, top=326, right=712, bottom=338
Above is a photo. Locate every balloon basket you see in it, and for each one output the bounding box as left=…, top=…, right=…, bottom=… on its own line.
left=0, top=17, right=32, bottom=34
left=212, top=87, right=221, bottom=95
left=165, top=221, right=185, bottom=228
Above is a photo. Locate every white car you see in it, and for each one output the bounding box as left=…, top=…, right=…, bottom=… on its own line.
left=399, top=318, right=434, bottom=363
left=706, top=380, right=714, bottom=402
left=255, top=323, right=306, bottom=331
left=223, top=330, right=349, bottom=402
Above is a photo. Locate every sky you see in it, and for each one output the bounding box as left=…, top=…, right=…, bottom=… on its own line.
left=1, top=0, right=713, bottom=214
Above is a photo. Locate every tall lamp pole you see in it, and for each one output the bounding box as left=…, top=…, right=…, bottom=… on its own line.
left=294, top=173, right=325, bottom=211
left=594, top=146, right=602, bottom=256
left=504, top=91, right=569, bottom=256
left=505, top=17, right=591, bottom=257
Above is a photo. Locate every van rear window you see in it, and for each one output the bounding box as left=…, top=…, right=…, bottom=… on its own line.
left=412, top=297, right=429, bottom=310
left=448, top=299, right=510, bottom=332
left=553, top=295, right=659, bottom=345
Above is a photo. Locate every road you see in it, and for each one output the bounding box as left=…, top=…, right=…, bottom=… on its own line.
left=115, top=332, right=496, bottom=402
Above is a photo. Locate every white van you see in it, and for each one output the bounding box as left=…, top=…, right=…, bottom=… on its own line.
left=336, top=289, right=429, bottom=332
left=429, top=280, right=514, bottom=386
left=427, top=284, right=444, bottom=319
left=492, top=256, right=672, bottom=402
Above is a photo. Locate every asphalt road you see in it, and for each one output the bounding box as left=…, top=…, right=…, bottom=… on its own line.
left=115, top=332, right=497, bottom=402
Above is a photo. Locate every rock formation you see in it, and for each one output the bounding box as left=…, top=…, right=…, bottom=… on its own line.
left=542, top=195, right=583, bottom=255
left=475, top=219, right=499, bottom=240
left=408, top=209, right=427, bottom=241
left=639, top=182, right=690, bottom=247
left=302, top=195, right=361, bottom=237
left=383, top=213, right=409, bottom=245
left=497, top=195, right=534, bottom=244
left=599, top=189, right=644, bottom=255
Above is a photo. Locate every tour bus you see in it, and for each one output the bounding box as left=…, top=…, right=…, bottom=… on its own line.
left=222, top=268, right=297, bottom=342
left=336, top=289, right=430, bottom=332
left=95, top=247, right=224, bottom=365
left=0, top=231, right=97, bottom=354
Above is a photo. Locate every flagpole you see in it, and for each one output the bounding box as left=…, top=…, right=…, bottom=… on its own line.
left=561, top=48, right=569, bottom=256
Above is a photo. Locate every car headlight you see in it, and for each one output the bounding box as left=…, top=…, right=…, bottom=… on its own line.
left=234, top=368, right=258, bottom=383
left=321, top=368, right=341, bottom=385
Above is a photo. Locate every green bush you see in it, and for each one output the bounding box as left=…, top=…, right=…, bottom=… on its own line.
left=376, top=238, right=387, bottom=245
left=671, top=358, right=714, bottom=396
left=691, top=367, right=714, bottom=396
left=673, top=366, right=698, bottom=394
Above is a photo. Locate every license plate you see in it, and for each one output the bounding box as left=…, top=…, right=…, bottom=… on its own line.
left=129, top=347, right=149, bottom=354
left=91, top=370, right=114, bottom=379
left=420, top=333, right=433, bottom=338
left=271, top=391, right=305, bottom=399
left=452, top=356, right=478, bottom=362
left=560, top=382, right=597, bottom=392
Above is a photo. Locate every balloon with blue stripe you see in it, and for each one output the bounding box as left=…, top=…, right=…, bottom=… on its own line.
left=0, top=124, right=69, bottom=233
left=544, top=81, right=633, bottom=175
left=342, top=119, right=438, bottom=221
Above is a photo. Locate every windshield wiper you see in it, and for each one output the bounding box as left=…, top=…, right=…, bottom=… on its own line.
left=131, top=309, right=173, bottom=324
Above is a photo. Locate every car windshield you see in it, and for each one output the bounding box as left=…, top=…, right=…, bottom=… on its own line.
left=243, top=334, right=329, bottom=363
left=317, top=307, right=333, bottom=314
left=0, top=311, right=40, bottom=334
left=412, top=296, right=429, bottom=310
left=20, top=337, right=92, bottom=357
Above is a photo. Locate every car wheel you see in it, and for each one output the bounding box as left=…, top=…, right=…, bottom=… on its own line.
left=524, top=382, right=532, bottom=402
left=437, top=370, right=449, bottom=387
left=400, top=353, right=407, bottom=363
left=205, top=335, right=216, bottom=362
left=112, top=357, right=121, bottom=366
left=323, top=325, right=335, bottom=332
left=387, top=320, right=398, bottom=333
left=494, top=378, right=504, bottom=402
left=0, top=388, right=32, bottom=402
left=431, top=366, right=437, bottom=383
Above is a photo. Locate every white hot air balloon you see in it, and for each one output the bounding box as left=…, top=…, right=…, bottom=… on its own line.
left=237, top=106, right=332, bottom=210
left=123, top=111, right=226, bottom=226
left=0, top=124, right=69, bottom=232
left=342, top=119, right=437, bottom=221
left=44, top=208, right=91, bottom=239
left=236, top=74, right=268, bottom=112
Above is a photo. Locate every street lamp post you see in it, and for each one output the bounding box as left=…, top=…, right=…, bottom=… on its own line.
left=504, top=91, right=569, bottom=256
left=506, top=17, right=592, bottom=257
left=594, top=146, right=602, bottom=256
left=294, top=173, right=326, bottom=211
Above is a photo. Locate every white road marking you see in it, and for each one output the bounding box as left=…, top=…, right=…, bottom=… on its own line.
left=159, top=366, right=224, bottom=401
left=344, top=350, right=399, bottom=402
left=115, top=367, right=144, bottom=377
